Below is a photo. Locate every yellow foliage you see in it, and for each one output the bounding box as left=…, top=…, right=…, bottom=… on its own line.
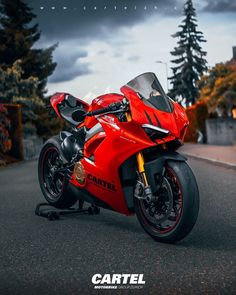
left=199, top=63, right=236, bottom=114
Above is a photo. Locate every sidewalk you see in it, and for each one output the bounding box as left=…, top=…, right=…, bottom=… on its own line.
left=180, top=143, right=236, bottom=170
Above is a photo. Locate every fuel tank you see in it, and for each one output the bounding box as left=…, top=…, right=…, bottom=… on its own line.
left=84, top=93, right=124, bottom=129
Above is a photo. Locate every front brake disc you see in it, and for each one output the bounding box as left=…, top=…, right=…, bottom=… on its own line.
left=140, top=177, right=173, bottom=225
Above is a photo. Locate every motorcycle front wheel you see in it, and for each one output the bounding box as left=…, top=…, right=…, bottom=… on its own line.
left=134, top=161, right=199, bottom=243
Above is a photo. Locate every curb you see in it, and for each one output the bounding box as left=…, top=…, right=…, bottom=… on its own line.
left=183, top=153, right=236, bottom=171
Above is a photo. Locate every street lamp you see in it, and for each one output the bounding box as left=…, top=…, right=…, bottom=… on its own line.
left=155, top=60, right=169, bottom=93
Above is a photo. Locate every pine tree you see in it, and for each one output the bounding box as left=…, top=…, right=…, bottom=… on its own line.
left=0, top=0, right=57, bottom=99
left=0, top=60, right=41, bottom=120
left=169, top=0, right=207, bottom=106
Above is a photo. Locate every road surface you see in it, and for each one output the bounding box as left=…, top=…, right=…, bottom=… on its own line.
left=0, top=158, right=235, bottom=294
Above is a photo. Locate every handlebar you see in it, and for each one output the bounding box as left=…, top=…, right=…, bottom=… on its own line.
left=86, top=99, right=129, bottom=117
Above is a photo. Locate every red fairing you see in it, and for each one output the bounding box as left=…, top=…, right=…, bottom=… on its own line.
left=70, top=113, right=155, bottom=215
left=50, top=92, right=89, bottom=121
left=50, top=93, right=65, bottom=120
left=121, top=86, right=188, bottom=142
left=69, top=91, right=188, bottom=215
left=172, top=101, right=189, bottom=141
left=49, top=76, right=189, bottom=215
left=84, top=93, right=124, bottom=129
left=38, top=73, right=199, bottom=243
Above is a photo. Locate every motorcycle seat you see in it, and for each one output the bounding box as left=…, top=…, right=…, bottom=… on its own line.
left=58, top=94, right=87, bottom=126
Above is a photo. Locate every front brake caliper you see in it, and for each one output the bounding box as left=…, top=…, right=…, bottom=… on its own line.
left=134, top=180, right=156, bottom=203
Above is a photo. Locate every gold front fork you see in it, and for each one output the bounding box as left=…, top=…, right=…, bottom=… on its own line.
left=136, top=152, right=148, bottom=186
left=126, top=112, right=149, bottom=187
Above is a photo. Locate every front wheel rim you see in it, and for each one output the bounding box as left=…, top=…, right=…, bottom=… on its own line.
left=139, top=167, right=183, bottom=234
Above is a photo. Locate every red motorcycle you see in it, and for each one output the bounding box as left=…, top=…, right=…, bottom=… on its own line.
left=38, top=72, right=199, bottom=243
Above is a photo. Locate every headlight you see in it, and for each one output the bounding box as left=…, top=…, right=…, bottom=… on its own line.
left=142, top=124, right=169, bottom=141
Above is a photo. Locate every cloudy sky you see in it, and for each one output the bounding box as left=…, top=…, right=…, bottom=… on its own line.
left=28, top=0, right=236, bottom=100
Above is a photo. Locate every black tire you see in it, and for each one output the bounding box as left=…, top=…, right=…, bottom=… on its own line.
left=38, top=136, right=77, bottom=209
left=134, top=161, right=199, bottom=243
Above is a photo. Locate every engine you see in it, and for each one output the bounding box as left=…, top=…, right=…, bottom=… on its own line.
left=60, top=130, right=84, bottom=162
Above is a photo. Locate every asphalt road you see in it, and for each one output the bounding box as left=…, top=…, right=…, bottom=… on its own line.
left=0, top=158, right=235, bottom=295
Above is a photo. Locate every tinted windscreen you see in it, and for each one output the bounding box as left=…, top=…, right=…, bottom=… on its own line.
left=125, top=72, right=172, bottom=112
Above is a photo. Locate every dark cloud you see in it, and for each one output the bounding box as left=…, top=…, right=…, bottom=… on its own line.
left=25, top=0, right=234, bottom=84
left=25, top=0, right=182, bottom=83
left=202, top=0, right=236, bottom=13
left=48, top=47, right=91, bottom=83
left=27, top=0, right=182, bottom=42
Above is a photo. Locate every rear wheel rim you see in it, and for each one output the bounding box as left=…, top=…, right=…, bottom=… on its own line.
left=42, top=147, right=65, bottom=201
left=139, top=167, right=183, bottom=234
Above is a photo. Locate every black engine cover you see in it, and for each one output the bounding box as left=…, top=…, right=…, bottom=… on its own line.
left=60, top=131, right=82, bottom=162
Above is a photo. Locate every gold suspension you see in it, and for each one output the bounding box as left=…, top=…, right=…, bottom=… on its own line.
left=126, top=111, right=149, bottom=186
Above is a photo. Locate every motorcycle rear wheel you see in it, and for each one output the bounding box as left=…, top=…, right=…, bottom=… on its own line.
left=38, top=136, right=77, bottom=209
left=134, top=161, right=199, bottom=243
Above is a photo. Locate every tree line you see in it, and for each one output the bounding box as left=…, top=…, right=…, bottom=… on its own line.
left=0, top=0, right=235, bottom=142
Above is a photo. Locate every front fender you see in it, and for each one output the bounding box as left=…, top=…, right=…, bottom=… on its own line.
left=144, top=152, right=187, bottom=194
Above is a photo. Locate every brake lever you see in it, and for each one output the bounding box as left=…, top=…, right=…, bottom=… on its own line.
left=86, top=99, right=129, bottom=117
left=96, top=108, right=128, bottom=118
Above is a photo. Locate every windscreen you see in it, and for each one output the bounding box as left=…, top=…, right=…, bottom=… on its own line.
left=125, top=72, right=173, bottom=113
